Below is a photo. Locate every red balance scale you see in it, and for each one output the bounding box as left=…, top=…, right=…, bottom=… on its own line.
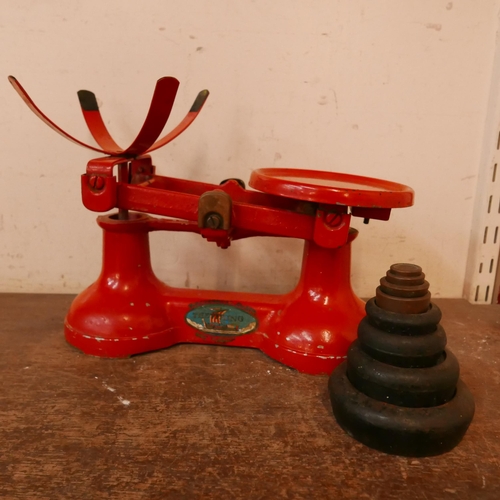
left=10, top=76, right=414, bottom=375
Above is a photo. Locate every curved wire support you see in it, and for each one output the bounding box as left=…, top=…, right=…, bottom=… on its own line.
left=77, top=89, right=123, bottom=152
left=146, top=89, right=209, bottom=153
left=9, top=75, right=107, bottom=154
left=8, top=75, right=209, bottom=158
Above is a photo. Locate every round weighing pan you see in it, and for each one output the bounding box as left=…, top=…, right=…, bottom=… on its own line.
left=249, top=168, right=414, bottom=208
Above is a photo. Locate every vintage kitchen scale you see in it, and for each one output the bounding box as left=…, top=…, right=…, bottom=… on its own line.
left=9, top=75, right=414, bottom=375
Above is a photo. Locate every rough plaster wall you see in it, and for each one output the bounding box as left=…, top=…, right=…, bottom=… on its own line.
left=0, top=0, right=498, bottom=297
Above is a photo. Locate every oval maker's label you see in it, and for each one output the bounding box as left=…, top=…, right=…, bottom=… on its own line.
left=186, top=303, right=257, bottom=336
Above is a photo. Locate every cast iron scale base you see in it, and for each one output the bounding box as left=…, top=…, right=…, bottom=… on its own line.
left=9, top=75, right=414, bottom=375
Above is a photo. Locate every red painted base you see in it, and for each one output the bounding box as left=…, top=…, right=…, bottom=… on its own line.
left=65, top=213, right=365, bottom=375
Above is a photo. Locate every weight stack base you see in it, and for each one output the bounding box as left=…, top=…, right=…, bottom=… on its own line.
left=329, top=363, right=475, bottom=457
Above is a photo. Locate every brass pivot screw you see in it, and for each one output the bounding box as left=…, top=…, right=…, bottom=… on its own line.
left=198, top=191, right=232, bottom=230
left=376, top=263, right=430, bottom=314
left=204, top=213, right=223, bottom=229
left=89, top=175, right=105, bottom=191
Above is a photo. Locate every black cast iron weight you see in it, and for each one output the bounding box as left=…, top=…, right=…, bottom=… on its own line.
left=328, top=263, right=475, bottom=457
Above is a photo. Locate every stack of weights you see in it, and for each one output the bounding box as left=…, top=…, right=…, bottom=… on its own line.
left=329, top=263, right=475, bottom=456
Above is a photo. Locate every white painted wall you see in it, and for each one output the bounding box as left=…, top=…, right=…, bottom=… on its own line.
left=0, top=0, right=498, bottom=298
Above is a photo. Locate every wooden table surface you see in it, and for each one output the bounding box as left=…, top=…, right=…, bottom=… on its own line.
left=0, top=294, right=499, bottom=499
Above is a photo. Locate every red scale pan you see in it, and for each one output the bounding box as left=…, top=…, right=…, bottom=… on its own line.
left=250, top=167, right=413, bottom=209
left=9, top=75, right=414, bottom=375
